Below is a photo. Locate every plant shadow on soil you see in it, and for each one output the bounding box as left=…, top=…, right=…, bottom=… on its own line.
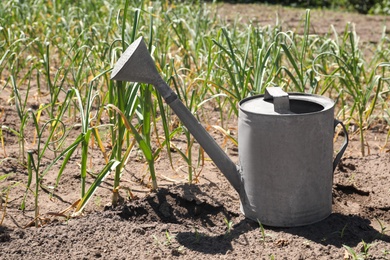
left=175, top=213, right=390, bottom=255
left=109, top=183, right=390, bottom=255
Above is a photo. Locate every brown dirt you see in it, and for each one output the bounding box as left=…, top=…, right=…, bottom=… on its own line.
left=1, top=4, right=390, bottom=260
left=216, top=3, right=390, bottom=44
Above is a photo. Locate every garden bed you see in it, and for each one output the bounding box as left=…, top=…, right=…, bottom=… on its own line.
left=1, top=3, right=390, bottom=259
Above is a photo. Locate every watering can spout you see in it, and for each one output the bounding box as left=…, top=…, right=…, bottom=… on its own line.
left=111, top=37, right=242, bottom=193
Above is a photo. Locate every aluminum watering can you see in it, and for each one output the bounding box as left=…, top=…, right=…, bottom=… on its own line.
left=111, top=37, right=348, bottom=227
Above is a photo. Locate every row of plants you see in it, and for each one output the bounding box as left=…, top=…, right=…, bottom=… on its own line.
left=1, top=0, right=390, bottom=226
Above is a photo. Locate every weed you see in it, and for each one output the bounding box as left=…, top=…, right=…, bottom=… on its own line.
left=340, top=223, right=348, bottom=238
left=361, top=240, right=373, bottom=259
left=343, top=244, right=362, bottom=260
left=332, top=223, right=348, bottom=238
left=375, top=218, right=388, bottom=236
left=152, top=234, right=160, bottom=246
left=257, top=219, right=272, bottom=244
left=94, top=195, right=102, bottom=208
left=164, top=230, right=176, bottom=246
left=194, top=226, right=201, bottom=243
left=224, top=217, right=233, bottom=237
left=0, top=175, right=18, bottom=225
left=343, top=240, right=373, bottom=260
left=152, top=230, right=176, bottom=247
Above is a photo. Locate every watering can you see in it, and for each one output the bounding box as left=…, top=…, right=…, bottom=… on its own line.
left=111, top=37, right=348, bottom=227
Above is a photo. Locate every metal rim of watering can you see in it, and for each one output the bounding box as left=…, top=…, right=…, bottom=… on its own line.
left=239, top=92, right=335, bottom=116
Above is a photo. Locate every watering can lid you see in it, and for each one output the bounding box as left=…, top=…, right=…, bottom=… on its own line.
left=240, top=87, right=334, bottom=115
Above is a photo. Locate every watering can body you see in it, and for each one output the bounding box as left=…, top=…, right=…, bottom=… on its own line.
left=238, top=89, right=347, bottom=227
left=111, top=37, right=348, bottom=228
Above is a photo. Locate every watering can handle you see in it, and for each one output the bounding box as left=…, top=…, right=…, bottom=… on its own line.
left=264, top=87, right=291, bottom=114
left=333, top=119, right=349, bottom=172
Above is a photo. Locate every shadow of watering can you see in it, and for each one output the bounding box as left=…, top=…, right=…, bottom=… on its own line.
left=111, top=37, right=348, bottom=227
